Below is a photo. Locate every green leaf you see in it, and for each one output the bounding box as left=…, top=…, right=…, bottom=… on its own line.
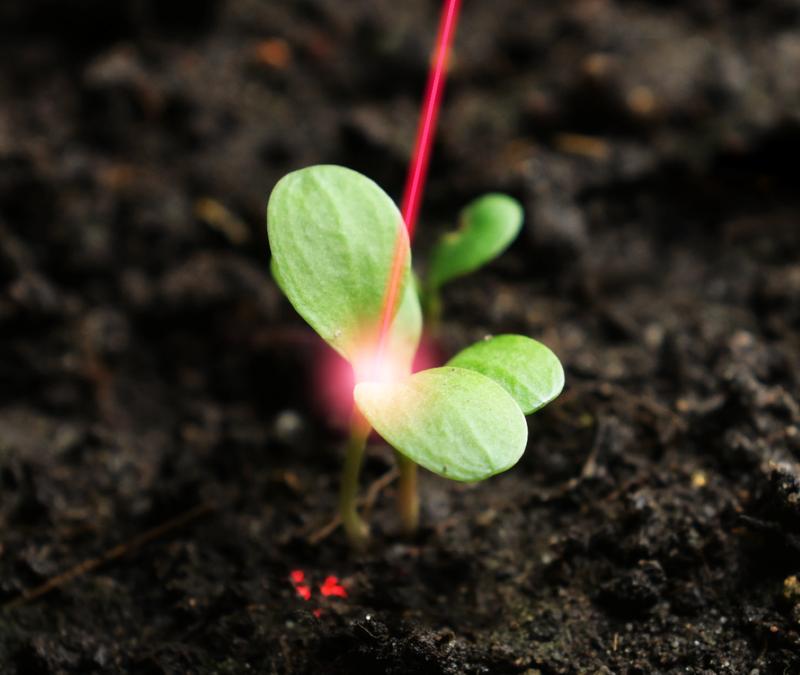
left=447, top=335, right=564, bottom=414
left=267, top=165, right=417, bottom=364
left=427, top=194, right=523, bottom=291
left=354, top=367, right=528, bottom=482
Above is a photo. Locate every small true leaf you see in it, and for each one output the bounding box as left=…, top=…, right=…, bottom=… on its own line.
left=447, top=335, right=564, bottom=414
left=354, top=367, right=528, bottom=482
left=427, top=194, right=523, bottom=291
left=267, top=165, right=416, bottom=363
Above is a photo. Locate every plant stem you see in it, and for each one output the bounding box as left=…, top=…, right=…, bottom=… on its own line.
left=339, top=411, right=371, bottom=549
left=395, top=451, right=419, bottom=535
left=423, top=287, right=442, bottom=336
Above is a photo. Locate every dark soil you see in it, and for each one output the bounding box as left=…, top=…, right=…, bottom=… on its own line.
left=2, top=0, right=800, bottom=672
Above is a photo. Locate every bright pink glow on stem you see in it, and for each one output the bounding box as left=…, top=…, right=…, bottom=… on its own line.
left=373, top=0, right=462, bottom=366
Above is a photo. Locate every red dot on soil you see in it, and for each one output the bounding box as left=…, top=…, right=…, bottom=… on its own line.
left=313, top=608, right=323, bottom=618
left=295, top=584, right=312, bottom=601
left=289, top=569, right=305, bottom=584
left=320, top=575, right=347, bottom=598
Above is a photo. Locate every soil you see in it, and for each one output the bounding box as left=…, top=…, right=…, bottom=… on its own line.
left=1, top=0, right=800, bottom=672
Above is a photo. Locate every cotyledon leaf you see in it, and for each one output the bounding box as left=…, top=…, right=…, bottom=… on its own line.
left=427, top=193, right=523, bottom=291
left=447, top=334, right=564, bottom=414
left=267, top=165, right=415, bottom=363
left=354, top=367, right=528, bottom=482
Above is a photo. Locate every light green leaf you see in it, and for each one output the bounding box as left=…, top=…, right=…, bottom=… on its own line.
left=354, top=367, right=528, bottom=482
left=268, top=166, right=422, bottom=376
left=267, top=165, right=415, bottom=363
left=267, top=165, right=414, bottom=362
left=428, top=194, right=523, bottom=291
left=447, top=335, right=564, bottom=414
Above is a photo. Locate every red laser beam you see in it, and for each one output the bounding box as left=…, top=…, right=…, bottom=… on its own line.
left=401, top=0, right=463, bottom=243
left=373, top=0, right=462, bottom=365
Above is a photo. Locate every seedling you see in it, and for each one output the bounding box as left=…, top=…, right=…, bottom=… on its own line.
left=267, top=165, right=563, bottom=547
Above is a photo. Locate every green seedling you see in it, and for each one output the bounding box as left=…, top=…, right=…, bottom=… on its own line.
left=267, top=165, right=563, bottom=547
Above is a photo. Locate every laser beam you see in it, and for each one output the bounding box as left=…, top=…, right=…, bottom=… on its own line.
left=374, top=0, right=462, bottom=364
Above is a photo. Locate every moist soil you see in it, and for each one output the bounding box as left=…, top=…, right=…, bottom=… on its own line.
left=1, top=1, right=800, bottom=673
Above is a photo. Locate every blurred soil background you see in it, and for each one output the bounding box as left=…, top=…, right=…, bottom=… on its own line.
left=1, top=0, right=800, bottom=672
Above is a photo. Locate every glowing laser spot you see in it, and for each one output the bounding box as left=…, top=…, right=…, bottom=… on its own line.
left=354, top=348, right=405, bottom=385
left=320, top=576, right=348, bottom=598
left=373, top=0, right=462, bottom=368
left=289, top=570, right=348, bottom=616
left=289, top=569, right=312, bottom=600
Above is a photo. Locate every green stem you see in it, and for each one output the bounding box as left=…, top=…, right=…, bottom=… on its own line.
left=339, top=412, right=371, bottom=548
left=423, top=287, right=443, bottom=334
left=395, top=451, right=419, bottom=536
